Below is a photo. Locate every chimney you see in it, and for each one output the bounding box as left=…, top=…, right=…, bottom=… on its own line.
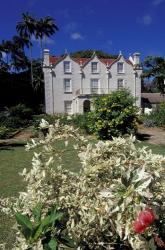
left=133, top=52, right=140, bottom=65
left=43, top=49, right=50, bottom=67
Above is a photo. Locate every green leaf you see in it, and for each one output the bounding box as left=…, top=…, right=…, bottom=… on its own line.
left=59, top=236, right=75, bottom=248
left=41, top=211, right=63, bottom=228
left=15, top=212, right=33, bottom=239
left=33, top=223, right=43, bottom=240
left=48, top=239, right=58, bottom=250
left=32, top=203, right=42, bottom=223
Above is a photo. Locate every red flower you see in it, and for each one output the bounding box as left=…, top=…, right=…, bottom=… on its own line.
left=138, top=208, right=155, bottom=226
left=133, top=220, right=146, bottom=233
left=133, top=208, right=155, bottom=234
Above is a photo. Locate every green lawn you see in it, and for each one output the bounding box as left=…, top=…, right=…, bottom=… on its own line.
left=0, top=140, right=81, bottom=249
left=136, top=142, right=165, bottom=156
left=0, top=139, right=164, bottom=249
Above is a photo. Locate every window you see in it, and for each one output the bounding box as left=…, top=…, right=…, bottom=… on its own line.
left=64, top=101, right=72, bottom=114
left=118, top=79, right=124, bottom=89
left=91, top=62, right=98, bottom=73
left=117, top=62, right=124, bottom=73
left=64, top=61, right=71, bottom=73
left=91, top=79, right=99, bottom=94
left=64, top=79, right=72, bottom=93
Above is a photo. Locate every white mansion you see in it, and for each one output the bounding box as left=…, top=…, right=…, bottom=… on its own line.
left=43, top=49, right=142, bottom=114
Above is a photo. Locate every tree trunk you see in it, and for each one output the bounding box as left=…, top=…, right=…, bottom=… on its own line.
left=29, top=43, right=34, bottom=88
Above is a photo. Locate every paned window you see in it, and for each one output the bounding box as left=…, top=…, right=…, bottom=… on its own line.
left=64, top=101, right=72, bottom=114
left=91, top=79, right=99, bottom=94
left=64, top=61, right=71, bottom=73
left=64, top=79, right=72, bottom=93
left=117, top=62, right=124, bottom=73
left=91, top=62, right=98, bottom=73
left=118, top=79, right=124, bottom=89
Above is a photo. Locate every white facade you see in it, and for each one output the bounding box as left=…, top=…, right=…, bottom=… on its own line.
left=43, top=50, right=142, bottom=114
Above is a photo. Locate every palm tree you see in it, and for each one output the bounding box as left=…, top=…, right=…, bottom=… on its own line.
left=16, top=12, right=36, bottom=85
left=36, top=16, right=59, bottom=61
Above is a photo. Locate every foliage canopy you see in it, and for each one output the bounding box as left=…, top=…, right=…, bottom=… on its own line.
left=88, top=89, right=138, bottom=139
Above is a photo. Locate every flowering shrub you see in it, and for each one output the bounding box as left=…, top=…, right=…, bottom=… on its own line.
left=0, top=119, right=165, bottom=249
left=87, top=89, right=138, bottom=139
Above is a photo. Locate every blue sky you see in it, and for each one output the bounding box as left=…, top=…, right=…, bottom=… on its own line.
left=1, top=0, right=165, bottom=60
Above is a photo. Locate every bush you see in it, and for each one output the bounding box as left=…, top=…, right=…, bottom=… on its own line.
left=33, top=113, right=92, bottom=134
left=71, top=113, right=92, bottom=133
left=143, top=119, right=157, bottom=127
left=0, top=104, right=33, bottom=129
left=88, top=89, right=138, bottom=139
left=141, top=102, right=165, bottom=128
left=1, top=120, right=165, bottom=250
left=0, top=126, right=10, bottom=139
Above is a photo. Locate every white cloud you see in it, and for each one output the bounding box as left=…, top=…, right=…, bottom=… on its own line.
left=137, top=15, right=152, bottom=26
left=152, top=0, right=164, bottom=6
left=70, top=32, right=84, bottom=40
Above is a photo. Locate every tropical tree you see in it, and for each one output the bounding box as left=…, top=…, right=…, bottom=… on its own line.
left=142, top=56, right=165, bottom=94
left=36, top=16, right=59, bottom=60
left=0, top=37, right=29, bottom=72
left=10, top=36, right=29, bottom=71
left=16, top=12, right=36, bottom=85
left=16, top=12, right=59, bottom=86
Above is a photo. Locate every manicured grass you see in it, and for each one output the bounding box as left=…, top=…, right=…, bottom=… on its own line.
left=0, top=144, right=33, bottom=249
left=0, top=139, right=164, bottom=249
left=136, top=142, right=165, bottom=156
left=0, top=139, right=81, bottom=249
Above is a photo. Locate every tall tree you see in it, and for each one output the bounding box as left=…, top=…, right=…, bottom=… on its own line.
left=36, top=16, right=59, bottom=61
left=16, top=12, right=36, bottom=85
left=142, top=56, right=165, bottom=94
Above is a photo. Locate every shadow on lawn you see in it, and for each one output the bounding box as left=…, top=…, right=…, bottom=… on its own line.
left=136, top=132, right=151, bottom=142
left=0, top=142, right=26, bottom=150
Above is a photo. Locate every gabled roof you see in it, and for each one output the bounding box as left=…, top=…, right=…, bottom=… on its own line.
left=49, top=55, right=133, bottom=67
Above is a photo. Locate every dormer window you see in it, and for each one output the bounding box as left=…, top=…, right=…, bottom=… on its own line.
left=64, top=61, right=71, bottom=73
left=117, top=62, right=124, bottom=73
left=91, top=62, right=98, bottom=73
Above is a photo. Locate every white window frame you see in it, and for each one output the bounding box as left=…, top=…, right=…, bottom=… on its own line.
left=64, top=78, right=72, bottom=93
left=64, top=61, right=71, bottom=73
left=118, top=79, right=124, bottom=89
left=91, top=78, right=99, bottom=94
left=117, top=62, right=124, bottom=74
left=64, top=101, right=72, bottom=114
left=91, top=62, right=99, bottom=73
